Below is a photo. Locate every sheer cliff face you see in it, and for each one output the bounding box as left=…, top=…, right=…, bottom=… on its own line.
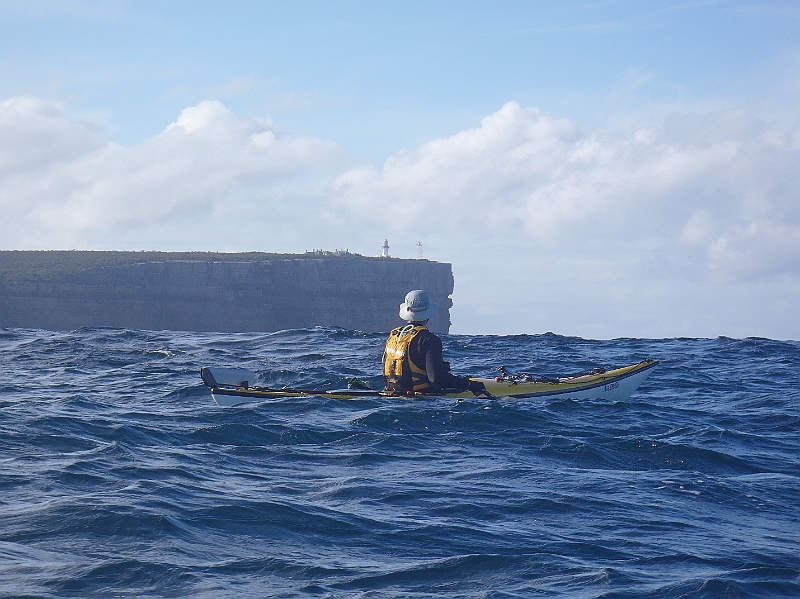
left=0, top=252, right=454, bottom=334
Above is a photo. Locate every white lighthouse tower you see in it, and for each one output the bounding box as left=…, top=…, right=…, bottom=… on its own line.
left=381, top=239, right=390, bottom=258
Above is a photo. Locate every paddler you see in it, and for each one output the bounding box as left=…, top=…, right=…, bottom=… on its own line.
left=383, top=289, right=489, bottom=397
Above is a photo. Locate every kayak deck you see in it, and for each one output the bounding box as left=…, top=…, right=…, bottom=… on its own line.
left=202, top=359, right=658, bottom=406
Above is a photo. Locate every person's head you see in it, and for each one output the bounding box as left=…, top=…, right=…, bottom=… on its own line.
left=399, top=289, right=437, bottom=323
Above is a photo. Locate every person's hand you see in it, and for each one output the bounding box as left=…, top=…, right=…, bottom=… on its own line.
left=468, top=380, right=489, bottom=397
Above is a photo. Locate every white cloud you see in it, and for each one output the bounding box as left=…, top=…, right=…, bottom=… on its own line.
left=0, top=96, right=101, bottom=174
left=334, top=101, right=800, bottom=283
left=2, top=95, right=799, bottom=337
left=709, top=221, right=800, bottom=280
left=0, top=97, right=343, bottom=248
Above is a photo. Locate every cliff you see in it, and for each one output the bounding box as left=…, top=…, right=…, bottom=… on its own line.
left=0, top=251, right=454, bottom=334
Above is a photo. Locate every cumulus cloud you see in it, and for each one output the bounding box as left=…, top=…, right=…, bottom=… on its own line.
left=0, top=96, right=100, bottom=174
left=334, top=101, right=800, bottom=282
left=0, top=97, right=342, bottom=248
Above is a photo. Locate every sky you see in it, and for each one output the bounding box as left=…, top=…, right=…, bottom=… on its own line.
left=1, top=0, right=799, bottom=339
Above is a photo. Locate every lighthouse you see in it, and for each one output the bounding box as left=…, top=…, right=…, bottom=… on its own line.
left=381, top=239, right=390, bottom=258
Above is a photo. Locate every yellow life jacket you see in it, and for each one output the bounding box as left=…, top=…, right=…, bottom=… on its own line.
left=383, top=324, right=430, bottom=394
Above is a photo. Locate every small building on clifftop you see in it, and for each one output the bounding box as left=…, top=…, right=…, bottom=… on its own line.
left=0, top=251, right=454, bottom=334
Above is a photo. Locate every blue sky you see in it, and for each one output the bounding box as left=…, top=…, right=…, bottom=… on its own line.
left=1, top=1, right=799, bottom=338
left=4, top=2, right=796, bottom=150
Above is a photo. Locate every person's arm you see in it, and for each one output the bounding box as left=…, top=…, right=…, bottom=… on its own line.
left=420, top=334, right=471, bottom=390
left=417, top=332, right=490, bottom=396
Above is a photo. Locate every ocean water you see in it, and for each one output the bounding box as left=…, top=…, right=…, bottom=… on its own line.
left=1, top=327, right=798, bottom=599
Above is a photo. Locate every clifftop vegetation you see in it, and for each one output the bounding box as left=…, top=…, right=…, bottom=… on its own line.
left=0, top=250, right=385, bottom=282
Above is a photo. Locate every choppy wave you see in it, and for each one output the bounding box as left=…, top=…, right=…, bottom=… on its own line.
left=1, top=327, right=798, bottom=598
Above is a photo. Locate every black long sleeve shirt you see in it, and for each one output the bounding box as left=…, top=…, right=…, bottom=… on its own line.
left=409, top=329, right=471, bottom=391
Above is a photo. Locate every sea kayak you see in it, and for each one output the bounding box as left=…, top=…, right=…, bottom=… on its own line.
left=200, top=359, right=658, bottom=406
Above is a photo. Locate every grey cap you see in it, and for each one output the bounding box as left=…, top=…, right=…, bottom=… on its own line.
left=399, top=289, right=437, bottom=322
